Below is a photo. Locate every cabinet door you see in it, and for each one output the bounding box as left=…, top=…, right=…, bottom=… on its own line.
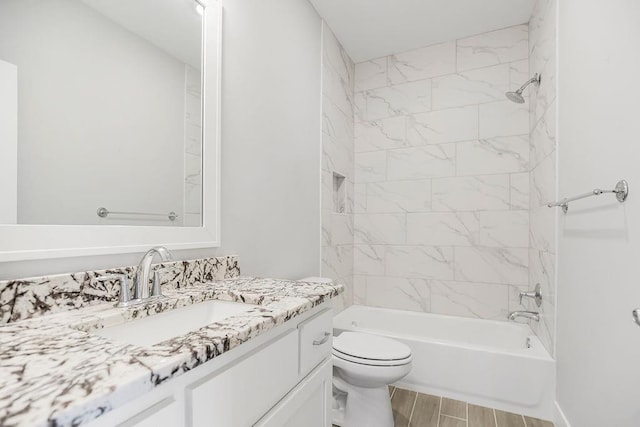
left=254, top=359, right=332, bottom=427
left=188, top=329, right=299, bottom=427
left=119, top=398, right=181, bottom=427
left=84, top=392, right=183, bottom=427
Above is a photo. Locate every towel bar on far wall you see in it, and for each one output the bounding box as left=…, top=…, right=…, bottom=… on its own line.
left=96, top=207, right=179, bottom=221
left=547, top=180, right=629, bottom=214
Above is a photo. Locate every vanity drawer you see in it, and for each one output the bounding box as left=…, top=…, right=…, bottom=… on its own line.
left=298, top=308, right=333, bottom=376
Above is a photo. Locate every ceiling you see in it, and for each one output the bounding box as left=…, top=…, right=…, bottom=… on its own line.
left=309, top=0, right=536, bottom=63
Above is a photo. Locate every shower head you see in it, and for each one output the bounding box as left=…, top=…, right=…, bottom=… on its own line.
left=505, top=73, right=541, bottom=104
left=505, top=91, right=526, bottom=104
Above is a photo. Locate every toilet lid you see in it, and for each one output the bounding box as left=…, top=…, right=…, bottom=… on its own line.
left=333, top=332, right=411, bottom=362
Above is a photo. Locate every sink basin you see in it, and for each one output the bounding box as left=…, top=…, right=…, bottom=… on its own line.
left=92, top=300, right=257, bottom=347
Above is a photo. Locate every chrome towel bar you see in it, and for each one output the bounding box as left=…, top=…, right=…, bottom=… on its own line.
left=96, top=207, right=178, bottom=221
left=547, top=180, right=628, bottom=214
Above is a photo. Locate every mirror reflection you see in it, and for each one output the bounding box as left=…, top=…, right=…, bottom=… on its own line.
left=0, top=0, right=204, bottom=227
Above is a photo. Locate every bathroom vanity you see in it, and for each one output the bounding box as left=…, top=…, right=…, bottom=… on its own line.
left=87, top=301, right=334, bottom=427
left=0, top=260, right=343, bottom=427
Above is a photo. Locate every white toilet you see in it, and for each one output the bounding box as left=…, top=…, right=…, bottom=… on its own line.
left=332, top=331, right=412, bottom=427
left=299, top=277, right=413, bottom=427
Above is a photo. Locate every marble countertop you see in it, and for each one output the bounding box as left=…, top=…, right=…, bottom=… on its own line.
left=0, top=276, right=343, bottom=427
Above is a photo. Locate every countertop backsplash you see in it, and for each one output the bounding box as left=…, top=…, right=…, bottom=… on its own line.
left=0, top=255, right=240, bottom=324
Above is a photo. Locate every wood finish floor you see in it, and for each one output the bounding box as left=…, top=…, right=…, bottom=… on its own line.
left=389, top=387, right=555, bottom=427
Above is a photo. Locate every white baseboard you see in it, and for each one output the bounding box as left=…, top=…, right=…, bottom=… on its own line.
left=554, top=401, right=571, bottom=427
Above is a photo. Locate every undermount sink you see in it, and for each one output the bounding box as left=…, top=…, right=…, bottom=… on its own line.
left=92, top=300, right=258, bottom=347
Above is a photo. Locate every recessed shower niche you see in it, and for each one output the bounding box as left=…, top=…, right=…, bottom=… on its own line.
left=332, top=172, right=346, bottom=214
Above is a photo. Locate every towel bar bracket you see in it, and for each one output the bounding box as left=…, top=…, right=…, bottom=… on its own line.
left=615, top=180, right=629, bottom=203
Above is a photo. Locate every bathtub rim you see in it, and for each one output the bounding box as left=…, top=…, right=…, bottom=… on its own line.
left=334, top=305, right=554, bottom=361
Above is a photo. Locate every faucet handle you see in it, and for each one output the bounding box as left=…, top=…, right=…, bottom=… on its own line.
left=151, top=267, right=171, bottom=298
left=519, top=283, right=543, bottom=307
left=92, top=274, right=132, bottom=308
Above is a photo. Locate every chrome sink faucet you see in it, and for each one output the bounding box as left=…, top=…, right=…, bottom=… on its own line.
left=134, top=246, right=173, bottom=300
left=508, top=311, right=540, bottom=322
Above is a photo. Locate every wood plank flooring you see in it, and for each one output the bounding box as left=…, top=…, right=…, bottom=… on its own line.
left=389, top=387, right=554, bottom=427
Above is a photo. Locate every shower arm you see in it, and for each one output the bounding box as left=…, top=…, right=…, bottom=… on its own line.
left=515, top=74, right=540, bottom=94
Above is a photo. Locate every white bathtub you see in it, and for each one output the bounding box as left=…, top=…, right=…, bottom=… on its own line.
left=333, top=305, right=555, bottom=420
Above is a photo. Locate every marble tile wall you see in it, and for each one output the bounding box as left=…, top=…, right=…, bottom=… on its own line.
left=184, top=64, right=203, bottom=227
left=321, top=23, right=355, bottom=306
left=353, top=25, right=531, bottom=321
left=528, top=0, right=557, bottom=356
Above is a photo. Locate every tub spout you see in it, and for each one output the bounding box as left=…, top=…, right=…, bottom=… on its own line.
left=508, top=311, right=540, bottom=322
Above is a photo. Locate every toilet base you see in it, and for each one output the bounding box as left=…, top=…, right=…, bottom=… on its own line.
left=332, top=384, right=347, bottom=426
left=332, top=382, right=394, bottom=427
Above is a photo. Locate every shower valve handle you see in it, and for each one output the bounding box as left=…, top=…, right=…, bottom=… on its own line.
left=519, top=283, right=543, bottom=307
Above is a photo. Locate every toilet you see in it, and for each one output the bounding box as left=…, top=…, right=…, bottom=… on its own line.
left=300, top=277, right=413, bottom=427
left=332, top=331, right=412, bottom=426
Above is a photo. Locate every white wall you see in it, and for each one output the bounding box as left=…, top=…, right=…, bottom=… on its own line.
left=0, top=60, right=17, bottom=224
left=0, top=0, right=185, bottom=225
left=219, top=0, right=322, bottom=279
left=352, top=26, right=531, bottom=320
left=556, top=1, right=640, bottom=426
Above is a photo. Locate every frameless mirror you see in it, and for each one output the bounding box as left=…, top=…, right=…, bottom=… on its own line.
left=0, top=0, right=206, bottom=227
left=0, top=0, right=221, bottom=261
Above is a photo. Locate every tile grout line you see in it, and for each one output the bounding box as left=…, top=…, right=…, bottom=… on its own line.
left=354, top=162, right=529, bottom=181
left=508, top=173, right=513, bottom=210
left=436, top=396, right=442, bottom=427
left=493, top=408, right=498, bottom=427
left=522, top=414, right=528, bottom=427
left=454, top=39, right=458, bottom=73
left=441, top=414, right=467, bottom=422
left=466, top=402, right=469, bottom=427
left=407, top=391, right=418, bottom=425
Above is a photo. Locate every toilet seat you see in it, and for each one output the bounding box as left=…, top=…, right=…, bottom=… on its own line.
left=333, top=349, right=412, bottom=366
left=333, top=332, right=412, bottom=367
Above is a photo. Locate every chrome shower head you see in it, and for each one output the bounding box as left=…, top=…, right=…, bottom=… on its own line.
left=505, top=73, right=541, bottom=104
left=505, top=91, right=526, bottom=104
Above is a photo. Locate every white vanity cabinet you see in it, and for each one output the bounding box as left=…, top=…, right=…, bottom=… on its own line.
left=298, top=309, right=334, bottom=377
left=254, top=359, right=332, bottom=427
left=188, top=329, right=299, bottom=426
left=85, top=305, right=333, bottom=427
left=116, top=397, right=183, bottom=427
left=253, top=309, right=335, bottom=427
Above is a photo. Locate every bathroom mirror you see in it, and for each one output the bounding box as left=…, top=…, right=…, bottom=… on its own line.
left=0, top=0, right=221, bottom=260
